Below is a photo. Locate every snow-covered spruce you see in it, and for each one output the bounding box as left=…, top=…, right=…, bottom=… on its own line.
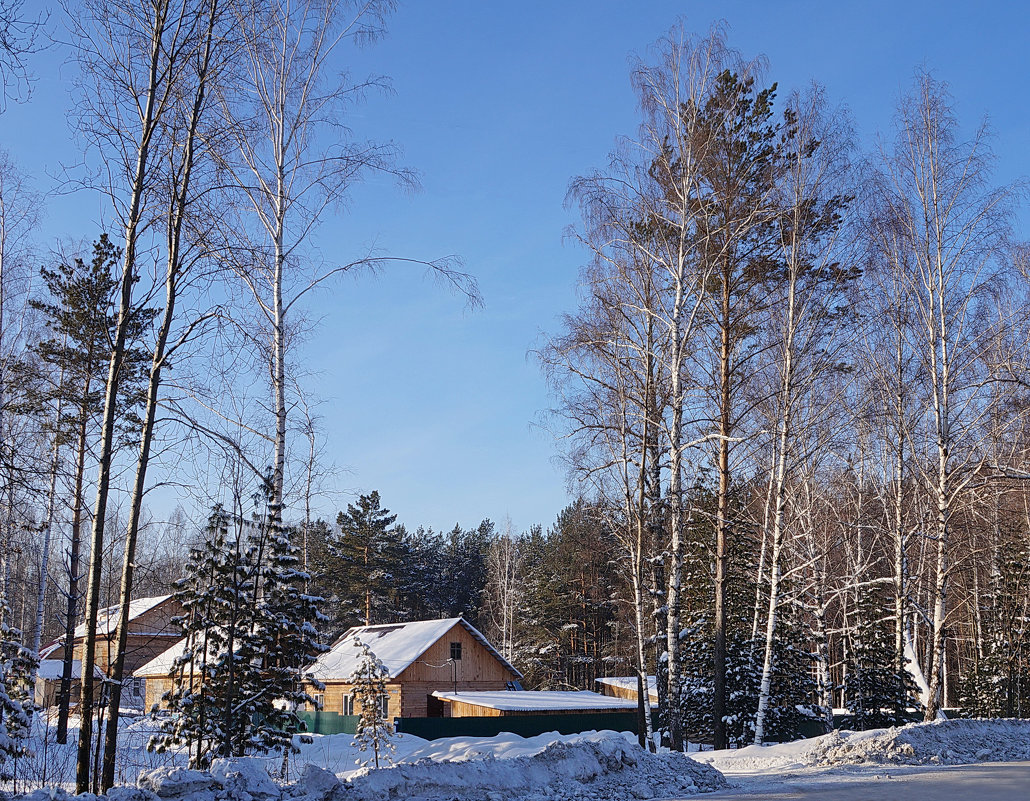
left=13, top=733, right=726, bottom=801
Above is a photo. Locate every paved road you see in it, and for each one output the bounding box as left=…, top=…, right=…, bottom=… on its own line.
left=686, top=762, right=1030, bottom=800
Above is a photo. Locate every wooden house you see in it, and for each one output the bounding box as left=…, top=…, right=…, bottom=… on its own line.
left=61, top=594, right=183, bottom=709
left=33, top=656, right=106, bottom=709
left=306, top=617, right=522, bottom=720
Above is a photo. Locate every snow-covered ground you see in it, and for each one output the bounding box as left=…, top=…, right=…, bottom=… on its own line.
left=692, top=719, right=1030, bottom=801
left=7, top=717, right=1030, bottom=801
left=693, top=718, right=1030, bottom=774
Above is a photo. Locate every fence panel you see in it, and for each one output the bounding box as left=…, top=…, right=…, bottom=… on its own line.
left=299, top=711, right=359, bottom=735
left=395, top=712, right=639, bottom=740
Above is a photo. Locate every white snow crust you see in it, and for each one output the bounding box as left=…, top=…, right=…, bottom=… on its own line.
left=15, top=732, right=726, bottom=801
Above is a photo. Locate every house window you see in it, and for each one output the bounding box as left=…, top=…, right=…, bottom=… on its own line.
left=379, top=693, right=390, bottom=719
left=342, top=694, right=355, bottom=716
left=312, top=693, right=324, bottom=710
left=450, top=641, right=462, bottom=661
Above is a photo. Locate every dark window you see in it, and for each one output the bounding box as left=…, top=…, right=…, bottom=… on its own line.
left=450, top=641, right=462, bottom=661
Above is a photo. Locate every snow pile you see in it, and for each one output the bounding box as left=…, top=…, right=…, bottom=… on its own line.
left=343, top=731, right=726, bottom=800
left=695, top=719, right=1030, bottom=775
left=811, top=719, right=1030, bottom=766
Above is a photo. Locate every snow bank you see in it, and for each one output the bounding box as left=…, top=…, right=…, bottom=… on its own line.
left=15, top=731, right=725, bottom=801
left=344, top=731, right=725, bottom=800
left=811, top=719, right=1030, bottom=766
left=694, top=718, right=1030, bottom=774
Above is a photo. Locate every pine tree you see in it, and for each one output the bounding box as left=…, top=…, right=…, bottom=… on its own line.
left=349, top=639, right=395, bottom=770
left=325, top=491, right=401, bottom=628
left=17, top=234, right=152, bottom=743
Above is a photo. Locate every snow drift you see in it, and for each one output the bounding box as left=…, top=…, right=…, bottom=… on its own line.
left=14, top=732, right=726, bottom=801
left=695, top=718, right=1030, bottom=775
left=812, top=719, right=1030, bottom=766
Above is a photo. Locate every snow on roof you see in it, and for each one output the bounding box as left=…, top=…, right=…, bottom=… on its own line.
left=595, top=675, right=658, bottom=699
left=36, top=659, right=105, bottom=681
left=432, top=690, right=637, bottom=712
left=310, top=617, right=522, bottom=682
left=133, top=639, right=189, bottom=677
left=73, top=594, right=174, bottom=639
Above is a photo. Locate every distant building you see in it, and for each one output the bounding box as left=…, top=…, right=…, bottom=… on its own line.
left=307, top=617, right=522, bottom=720
left=46, top=594, right=184, bottom=710
left=595, top=675, right=658, bottom=705
left=33, top=656, right=105, bottom=709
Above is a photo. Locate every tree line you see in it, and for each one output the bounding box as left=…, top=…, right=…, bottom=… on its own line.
left=540, top=25, right=1030, bottom=751
left=0, top=0, right=475, bottom=790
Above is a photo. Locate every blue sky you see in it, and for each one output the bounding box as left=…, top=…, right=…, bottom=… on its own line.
left=3, top=1, right=1028, bottom=535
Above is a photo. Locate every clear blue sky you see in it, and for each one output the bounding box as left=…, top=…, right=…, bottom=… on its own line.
left=3, top=1, right=1028, bottom=535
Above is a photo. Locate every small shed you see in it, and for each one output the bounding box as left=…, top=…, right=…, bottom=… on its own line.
left=34, top=659, right=105, bottom=708
left=431, top=689, right=637, bottom=717
left=307, top=617, right=522, bottom=720
left=595, top=675, right=658, bottom=705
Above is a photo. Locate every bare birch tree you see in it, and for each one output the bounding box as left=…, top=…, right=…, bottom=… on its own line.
left=218, top=0, right=475, bottom=518
left=752, top=87, right=858, bottom=744
left=870, top=72, right=1017, bottom=720
left=69, top=0, right=211, bottom=788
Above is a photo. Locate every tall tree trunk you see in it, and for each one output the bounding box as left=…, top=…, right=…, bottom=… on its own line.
left=713, top=273, right=732, bottom=751
left=75, top=4, right=169, bottom=789
left=57, top=402, right=89, bottom=744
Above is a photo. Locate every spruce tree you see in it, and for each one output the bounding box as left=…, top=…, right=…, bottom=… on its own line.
left=349, top=639, right=395, bottom=770
left=843, top=586, right=919, bottom=729
left=0, top=592, right=34, bottom=781
left=150, top=499, right=324, bottom=768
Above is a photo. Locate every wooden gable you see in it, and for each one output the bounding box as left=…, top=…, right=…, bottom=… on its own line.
left=396, top=620, right=518, bottom=685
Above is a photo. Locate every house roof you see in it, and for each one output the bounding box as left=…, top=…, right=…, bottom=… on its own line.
left=73, top=594, right=174, bottom=639
left=36, top=659, right=105, bottom=681
left=133, top=639, right=189, bottom=678
left=310, top=617, right=522, bottom=682
left=432, top=690, right=637, bottom=712
left=595, top=675, right=658, bottom=699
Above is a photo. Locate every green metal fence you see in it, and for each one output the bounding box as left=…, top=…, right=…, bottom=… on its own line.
left=395, top=712, right=640, bottom=740
left=298, top=710, right=360, bottom=735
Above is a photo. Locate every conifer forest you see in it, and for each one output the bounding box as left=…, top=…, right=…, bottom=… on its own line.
left=0, top=0, right=1029, bottom=791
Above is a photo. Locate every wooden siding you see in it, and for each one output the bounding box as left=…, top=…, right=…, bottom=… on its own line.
left=598, top=683, right=638, bottom=702
left=397, top=622, right=516, bottom=685
left=308, top=683, right=403, bottom=720
left=144, top=677, right=173, bottom=711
